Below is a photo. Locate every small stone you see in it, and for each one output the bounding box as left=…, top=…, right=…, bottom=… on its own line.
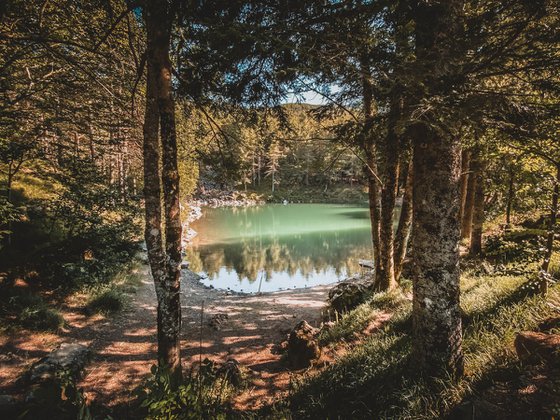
left=320, top=321, right=336, bottom=332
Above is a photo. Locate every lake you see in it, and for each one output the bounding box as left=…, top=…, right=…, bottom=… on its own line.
left=186, top=204, right=373, bottom=293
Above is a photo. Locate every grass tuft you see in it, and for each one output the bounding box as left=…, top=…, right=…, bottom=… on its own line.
left=319, top=289, right=409, bottom=346
left=86, top=287, right=126, bottom=314
left=13, top=293, right=65, bottom=331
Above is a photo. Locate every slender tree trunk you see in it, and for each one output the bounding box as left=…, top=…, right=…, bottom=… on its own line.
left=144, top=1, right=182, bottom=386
left=411, top=0, right=464, bottom=378
left=394, top=159, right=413, bottom=281
left=4, top=168, right=14, bottom=246
left=376, top=90, right=401, bottom=290
left=505, top=163, right=515, bottom=229
left=88, top=120, right=95, bottom=162
left=257, top=154, right=261, bottom=186
left=361, top=60, right=381, bottom=278
left=461, top=155, right=476, bottom=241
left=458, top=149, right=470, bottom=223
left=541, top=164, right=560, bottom=296
left=469, top=155, right=485, bottom=256
left=365, top=144, right=382, bottom=275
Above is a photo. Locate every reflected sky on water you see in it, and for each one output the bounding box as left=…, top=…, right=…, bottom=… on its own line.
left=186, top=204, right=373, bottom=293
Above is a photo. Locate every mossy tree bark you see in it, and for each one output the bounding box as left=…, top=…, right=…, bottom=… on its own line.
left=376, top=92, right=401, bottom=291
left=411, top=0, right=464, bottom=378
left=143, top=0, right=182, bottom=387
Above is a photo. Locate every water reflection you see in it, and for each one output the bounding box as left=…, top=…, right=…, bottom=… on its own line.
left=186, top=204, right=373, bottom=292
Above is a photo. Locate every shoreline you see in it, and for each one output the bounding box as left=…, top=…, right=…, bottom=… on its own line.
left=181, top=265, right=347, bottom=298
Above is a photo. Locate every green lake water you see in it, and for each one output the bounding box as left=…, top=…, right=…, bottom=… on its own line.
left=186, top=204, right=373, bottom=293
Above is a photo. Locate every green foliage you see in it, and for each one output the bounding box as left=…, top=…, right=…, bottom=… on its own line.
left=0, top=196, right=22, bottom=242
left=319, top=290, right=410, bottom=347
left=485, top=229, right=546, bottom=265
left=290, top=269, right=560, bottom=419
left=137, top=362, right=232, bottom=420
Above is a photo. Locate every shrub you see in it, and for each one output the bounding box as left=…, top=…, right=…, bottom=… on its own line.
left=485, top=229, right=545, bottom=265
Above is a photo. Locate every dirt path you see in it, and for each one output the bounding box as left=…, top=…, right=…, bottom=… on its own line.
left=0, top=261, right=332, bottom=411
left=77, top=263, right=331, bottom=410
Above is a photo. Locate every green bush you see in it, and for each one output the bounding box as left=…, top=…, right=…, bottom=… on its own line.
left=485, top=229, right=545, bottom=264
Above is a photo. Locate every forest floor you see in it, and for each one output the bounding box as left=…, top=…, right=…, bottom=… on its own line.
left=0, top=258, right=347, bottom=412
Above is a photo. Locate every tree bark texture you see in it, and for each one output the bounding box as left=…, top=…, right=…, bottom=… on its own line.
left=376, top=93, right=401, bottom=291
left=411, top=0, right=464, bottom=378
left=361, top=54, right=401, bottom=291
left=143, top=1, right=182, bottom=386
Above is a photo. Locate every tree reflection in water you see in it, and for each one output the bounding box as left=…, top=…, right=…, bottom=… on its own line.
left=185, top=204, right=373, bottom=293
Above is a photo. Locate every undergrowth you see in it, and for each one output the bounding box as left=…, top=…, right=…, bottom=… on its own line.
left=289, top=267, right=560, bottom=419
left=319, top=290, right=410, bottom=346
left=137, top=362, right=236, bottom=420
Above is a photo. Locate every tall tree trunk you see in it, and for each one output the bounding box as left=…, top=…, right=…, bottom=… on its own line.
left=394, top=159, right=413, bottom=281
left=412, top=124, right=463, bottom=378
left=541, top=164, right=560, bottom=296
left=411, top=0, right=464, bottom=378
left=361, top=59, right=381, bottom=278
left=144, top=1, right=182, bottom=386
left=469, top=154, right=485, bottom=256
left=257, top=154, right=261, bottom=186
left=505, top=163, right=515, bottom=229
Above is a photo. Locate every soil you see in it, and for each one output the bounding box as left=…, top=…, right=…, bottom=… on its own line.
left=0, top=261, right=335, bottom=412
